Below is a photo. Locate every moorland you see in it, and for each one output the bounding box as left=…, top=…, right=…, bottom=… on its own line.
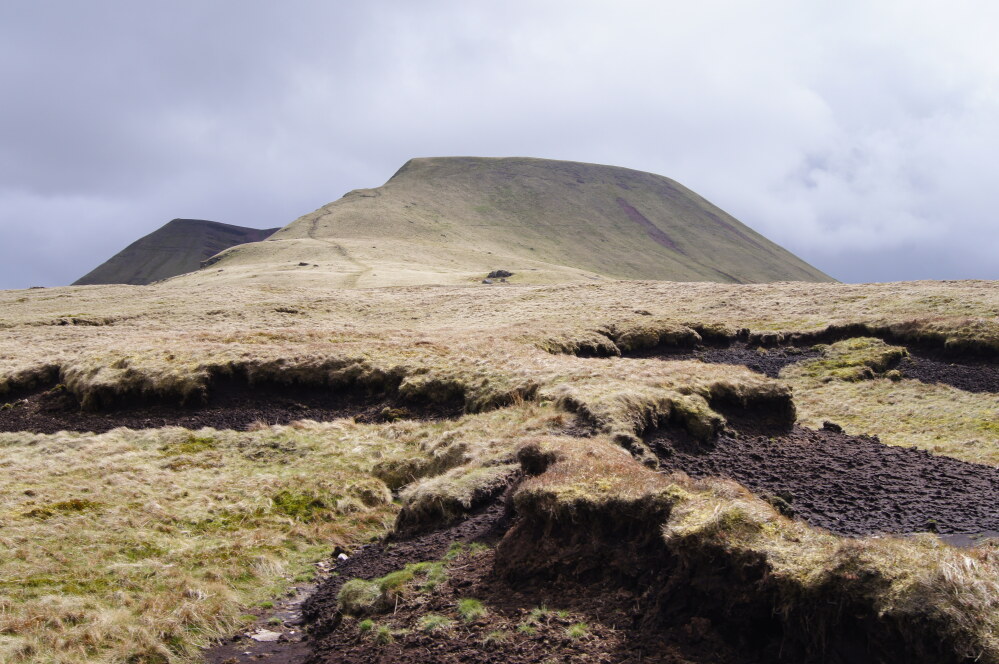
left=1, top=157, right=997, bottom=664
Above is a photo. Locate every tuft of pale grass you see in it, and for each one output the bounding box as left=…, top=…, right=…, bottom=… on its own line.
left=456, top=598, right=487, bottom=622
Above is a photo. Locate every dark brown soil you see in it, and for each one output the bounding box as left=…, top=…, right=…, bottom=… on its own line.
left=301, top=492, right=515, bottom=635
left=899, top=353, right=999, bottom=393
left=630, top=342, right=820, bottom=378
left=306, top=548, right=759, bottom=664
left=647, top=424, right=999, bottom=536
left=0, top=379, right=463, bottom=434
left=205, top=489, right=769, bottom=664
left=301, top=491, right=762, bottom=664
left=202, top=497, right=513, bottom=664
left=632, top=341, right=999, bottom=392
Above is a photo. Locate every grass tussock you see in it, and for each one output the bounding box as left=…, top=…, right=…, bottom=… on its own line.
left=394, top=463, right=518, bottom=535
left=337, top=561, right=448, bottom=616
left=782, top=337, right=908, bottom=383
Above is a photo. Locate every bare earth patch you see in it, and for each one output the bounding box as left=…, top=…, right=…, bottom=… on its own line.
left=649, top=423, right=999, bottom=536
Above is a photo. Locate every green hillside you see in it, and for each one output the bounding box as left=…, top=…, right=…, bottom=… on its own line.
left=191, top=157, right=833, bottom=287
left=73, top=219, right=279, bottom=285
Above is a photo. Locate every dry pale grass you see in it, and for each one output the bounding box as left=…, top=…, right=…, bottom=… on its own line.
left=790, top=378, right=999, bottom=466
left=1, top=278, right=998, bottom=661
left=0, top=405, right=567, bottom=664
left=780, top=338, right=999, bottom=466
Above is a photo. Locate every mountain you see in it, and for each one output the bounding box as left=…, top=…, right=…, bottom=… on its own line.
left=73, top=219, right=279, bottom=285
left=190, top=157, right=832, bottom=288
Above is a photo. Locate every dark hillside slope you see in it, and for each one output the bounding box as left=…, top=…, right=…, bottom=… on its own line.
left=73, top=219, right=279, bottom=285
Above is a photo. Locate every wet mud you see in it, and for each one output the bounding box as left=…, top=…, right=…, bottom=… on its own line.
left=302, top=491, right=765, bottom=664
left=203, top=495, right=514, bottom=664
left=0, top=378, right=463, bottom=434
left=648, top=423, right=999, bottom=536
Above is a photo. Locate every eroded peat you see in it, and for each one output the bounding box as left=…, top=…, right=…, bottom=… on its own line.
left=648, top=423, right=999, bottom=536
left=629, top=342, right=820, bottom=378
left=632, top=340, right=999, bottom=392
left=0, top=377, right=464, bottom=434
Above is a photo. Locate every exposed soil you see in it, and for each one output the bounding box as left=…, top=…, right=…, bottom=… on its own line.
left=647, top=423, right=999, bottom=536
left=898, top=353, right=999, bottom=393
left=205, top=489, right=770, bottom=664
left=301, top=491, right=764, bottom=664
left=301, top=491, right=516, bottom=636
left=203, top=494, right=515, bottom=664
left=633, top=340, right=999, bottom=393
left=0, top=379, right=463, bottom=434
left=630, top=342, right=819, bottom=378
left=306, top=548, right=760, bottom=664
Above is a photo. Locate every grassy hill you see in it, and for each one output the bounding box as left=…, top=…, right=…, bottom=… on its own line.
left=73, top=219, right=279, bottom=286
left=192, top=157, right=833, bottom=287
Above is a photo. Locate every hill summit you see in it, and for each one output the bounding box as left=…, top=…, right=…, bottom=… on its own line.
left=74, top=219, right=279, bottom=286
left=188, top=157, right=834, bottom=287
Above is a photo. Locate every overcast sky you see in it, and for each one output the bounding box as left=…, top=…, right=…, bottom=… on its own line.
left=1, top=1, right=997, bottom=289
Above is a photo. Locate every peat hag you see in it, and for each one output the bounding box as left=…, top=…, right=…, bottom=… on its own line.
left=632, top=339, right=999, bottom=393
left=630, top=341, right=820, bottom=378
left=0, top=376, right=464, bottom=434
left=627, top=342, right=999, bottom=393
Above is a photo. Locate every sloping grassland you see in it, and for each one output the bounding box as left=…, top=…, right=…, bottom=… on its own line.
left=190, top=157, right=833, bottom=287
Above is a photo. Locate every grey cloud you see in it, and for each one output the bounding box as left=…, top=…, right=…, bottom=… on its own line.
left=2, top=1, right=998, bottom=289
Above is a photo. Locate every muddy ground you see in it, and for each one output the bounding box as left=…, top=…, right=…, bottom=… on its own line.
left=288, top=496, right=764, bottom=664
left=204, top=492, right=773, bottom=664
left=647, top=423, right=999, bottom=536
left=0, top=379, right=463, bottom=434
left=305, top=548, right=761, bottom=664
left=631, top=343, right=820, bottom=378
left=633, top=341, right=999, bottom=392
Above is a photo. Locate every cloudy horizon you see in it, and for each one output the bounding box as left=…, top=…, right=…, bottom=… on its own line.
left=2, top=1, right=998, bottom=289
